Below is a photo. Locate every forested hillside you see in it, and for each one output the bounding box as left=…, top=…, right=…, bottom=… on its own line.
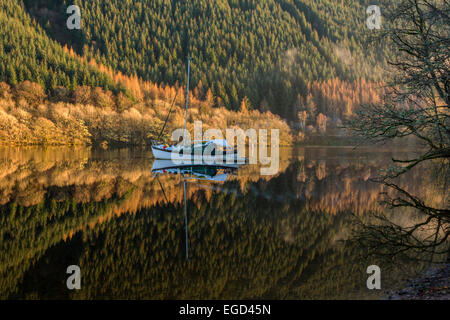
left=0, top=0, right=391, bottom=145
left=0, top=0, right=125, bottom=95
left=19, top=0, right=389, bottom=118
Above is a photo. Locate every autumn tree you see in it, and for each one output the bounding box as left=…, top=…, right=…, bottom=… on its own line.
left=0, top=82, right=12, bottom=100
left=305, top=93, right=316, bottom=120
left=13, top=81, right=46, bottom=106
left=92, top=87, right=114, bottom=109
left=116, top=92, right=133, bottom=112
left=73, top=86, right=92, bottom=105
left=205, top=88, right=214, bottom=106
left=49, top=86, right=71, bottom=102
left=240, top=97, right=251, bottom=114
left=297, top=110, right=308, bottom=131
left=316, top=113, right=327, bottom=133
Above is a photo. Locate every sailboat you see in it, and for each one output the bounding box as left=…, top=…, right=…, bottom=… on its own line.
left=151, top=57, right=245, bottom=163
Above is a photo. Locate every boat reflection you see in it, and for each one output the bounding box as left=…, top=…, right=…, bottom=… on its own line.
left=152, top=160, right=244, bottom=260
left=151, top=160, right=240, bottom=182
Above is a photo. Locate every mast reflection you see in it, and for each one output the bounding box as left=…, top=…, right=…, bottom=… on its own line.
left=152, top=160, right=242, bottom=260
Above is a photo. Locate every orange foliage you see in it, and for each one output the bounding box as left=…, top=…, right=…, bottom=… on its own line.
left=301, top=78, right=384, bottom=124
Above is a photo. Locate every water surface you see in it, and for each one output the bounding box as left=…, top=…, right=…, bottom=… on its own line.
left=0, top=146, right=435, bottom=299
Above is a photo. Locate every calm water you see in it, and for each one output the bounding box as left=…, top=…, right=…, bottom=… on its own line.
left=0, top=146, right=437, bottom=299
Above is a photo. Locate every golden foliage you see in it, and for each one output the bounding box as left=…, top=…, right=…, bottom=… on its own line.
left=0, top=80, right=293, bottom=146
left=13, top=81, right=46, bottom=106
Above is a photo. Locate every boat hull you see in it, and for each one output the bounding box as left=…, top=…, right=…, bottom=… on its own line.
left=151, top=146, right=246, bottom=163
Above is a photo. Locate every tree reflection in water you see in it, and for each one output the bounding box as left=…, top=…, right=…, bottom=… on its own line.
left=351, top=160, right=449, bottom=268
left=0, top=146, right=445, bottom=299
left=346, top=0, right=449, bottom=277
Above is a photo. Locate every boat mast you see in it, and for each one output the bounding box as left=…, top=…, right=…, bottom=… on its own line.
left=183, top=174, right=189, bottom=261
left=183, top=57, right=192, bottom=146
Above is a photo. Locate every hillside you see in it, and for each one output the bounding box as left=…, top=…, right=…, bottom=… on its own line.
left=0, top=0, right=126, bottom=94
left=0, top=1, right=291, bottom=146
left=19, top=0, right=389, bottom=118
left=0, top=0, right=391, bottom=145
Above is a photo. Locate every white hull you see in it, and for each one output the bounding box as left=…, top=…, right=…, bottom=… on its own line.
left=151, top=146, right=246, bottom=163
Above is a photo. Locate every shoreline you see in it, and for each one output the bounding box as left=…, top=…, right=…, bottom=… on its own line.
left=384, top=263, right=450, bottom=300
